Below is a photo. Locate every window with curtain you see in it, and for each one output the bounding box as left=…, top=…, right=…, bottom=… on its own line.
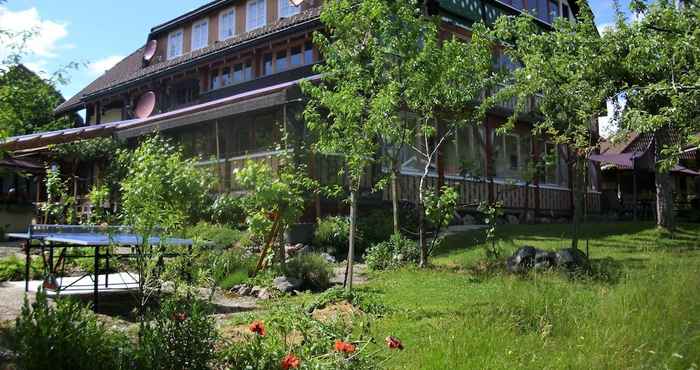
left=246, top=0, right=266, bottom=31
left=219, top=8, right=235, bottom=40
left=167, top=29, right=184, bottom=59
left=192, top=19, right=209, bottom=51
left=278, top=0, right=300, bottom=18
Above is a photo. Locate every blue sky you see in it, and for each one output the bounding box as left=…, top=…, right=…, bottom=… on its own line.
left=0, top=0, right=629, bottom=102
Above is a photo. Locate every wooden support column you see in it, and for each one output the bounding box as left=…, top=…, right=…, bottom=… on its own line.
left=484, top=119, right=494, bottom=204
left=215, top=120, right=223, bottom=192
left=95, top=101, right=102, bottom=125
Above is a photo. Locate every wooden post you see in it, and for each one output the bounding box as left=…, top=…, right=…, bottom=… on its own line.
left=215, top=120, right=223, bottom=192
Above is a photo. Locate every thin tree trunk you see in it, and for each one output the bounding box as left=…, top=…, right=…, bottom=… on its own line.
left=571, top=156, right=586, bottom=250
left=418, top=200, right=427, bottom=267
left=391, top=168, right=400, bottom=234
left=656, top=169, right=675, bottom=231
left=345, top=190, right=357, bottom=292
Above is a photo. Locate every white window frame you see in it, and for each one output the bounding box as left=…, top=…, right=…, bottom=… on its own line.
left=246, top=0, right=267, bottom=32
left=167, top=28, right=184, bottom=60
left=278, top=0, right=300, bottom=19
left=219, top=7, right=236, bottom=41
left=191, top=19, right=209, bottom=51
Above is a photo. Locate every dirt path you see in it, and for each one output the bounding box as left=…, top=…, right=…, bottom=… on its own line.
left=330, top=263, right=369, bottom=286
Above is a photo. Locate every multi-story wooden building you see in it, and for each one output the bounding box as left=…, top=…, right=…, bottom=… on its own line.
left=1, top=0, right=600, bottom=222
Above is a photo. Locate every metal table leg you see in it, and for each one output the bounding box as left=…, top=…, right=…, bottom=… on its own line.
left=93, top=246, right=99, bottom=311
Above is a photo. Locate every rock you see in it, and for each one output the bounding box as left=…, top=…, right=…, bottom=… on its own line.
left=533, top=250, right=556, bottom=270
left=257, top=288, right=271, bottom=300
left=238, top=286, right=252, bottom=296
left=273, top=276, right=303, bottom=293
left=0, top=347, right=16, bottom=362
left=320, top=252, right=336, bottom=264
left=506, top=215, right=520, bottom=225
left=251, top=286, right=262, bottom=296
left=555, top=248, right=589, bottom=270
left=506, top=246, right=538, bottom=273
left=538, top=217, right=552, bottom=224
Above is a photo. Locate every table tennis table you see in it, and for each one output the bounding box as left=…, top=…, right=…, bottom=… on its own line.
left=7, top=224, right=196, bottom=311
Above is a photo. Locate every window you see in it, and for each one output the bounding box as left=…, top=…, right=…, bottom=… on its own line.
left=263, top=53, right=273, bottom=76
left=192, top=19, right=209, bottom=51
left=549, top=0, right=560, bottom=22
left=221, top=67, right=231, bottom=86
left=278, top=0, right=301, bottom=18
left=445, top=126, right=484, bottom=177
left=290, top=46, right=302, bottom=66
left=304, top=42, right=314, bottom=64
left=246, top=0, right=266, bottom=31
left=167, top=29, right=184, bottom=59
left=219, top=8, right=236, bottom=40
left=211, top=69, right=221, bottom=90
left=276, top=50, right=288, bottom=72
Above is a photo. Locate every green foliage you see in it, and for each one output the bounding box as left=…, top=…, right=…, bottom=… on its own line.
left=284, top=254, right=334, bottom=291
left=365, top=233, right=420, bottom=271
left=12, top=290, right=131, bottom=370
left=119, top=135, right=212, bottom=235
left=186, top=221, right=248, bottom=249
left=40, top=165, right=75, bottom=224
left=305, top=286, right=390, bottom=316
left=357, top=208, right=394, bottom=247
left=424, top=186, right=458, bottom=231
left=0, top=255, right=41, bottom=281
left=220, top=305, right=380, bottom=369
left=235, top=159, right=316, bottom=241
left=478, top=200, right=505, bottom=259
left=313, top=216, right=362, bottom=258
left=210, top=248, right=256, bottom=289
left=135, top=299, right=218, bottom=370
left=208, top=193, right=246, bottom=227
left=86, top=184, right=111, bottom=224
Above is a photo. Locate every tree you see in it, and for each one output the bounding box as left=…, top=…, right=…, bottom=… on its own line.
left=118, top=135, right=212, bottom=332
left=608, top=0, right=700, bottom=231
left=492, top=1, right=617, bottom=248
left=302, top=0, right=398, bottom=290
left=404, top=22, right=496, bottom=267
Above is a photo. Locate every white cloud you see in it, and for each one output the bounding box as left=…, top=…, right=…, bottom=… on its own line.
left=88, top=55, right=124, bottom=76
left=0, top=6, right=69, bottom=59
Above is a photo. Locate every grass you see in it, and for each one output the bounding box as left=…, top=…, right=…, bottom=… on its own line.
left=349, top=222, right=700, bottom=369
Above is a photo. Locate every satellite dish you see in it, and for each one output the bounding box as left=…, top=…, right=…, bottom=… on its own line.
left=143, top=40, right=158, bottom=63
left=134, top=91, right=156, bottom=119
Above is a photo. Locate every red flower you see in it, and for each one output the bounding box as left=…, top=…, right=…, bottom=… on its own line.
left=385, top=336, right=404, bottom=350
left=172, top=312, right=188, bottom=322
left=281, top=354, right=301, bottom=369
left=334, top=340, right=356, bottom=354
left=249, top=320, right=266, bottom=336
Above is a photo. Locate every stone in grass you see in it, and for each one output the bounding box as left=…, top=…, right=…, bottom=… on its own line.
left=320, top=252, right=336, bottom=264
left=273, top=276, right=303, bottom=293
left=533, top=250, right=556, bottom=270
left=257, top=288, right=271, bottom=300
left=238, top=286, right=252, bottom=296
left=506, top=246, right=538, bottom=273
left=555, top=248, right=589, bottom=270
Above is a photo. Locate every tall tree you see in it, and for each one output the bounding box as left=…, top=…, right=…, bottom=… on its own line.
left=302, top=0, right=393, bottom=291
left=609, top=0, right=700, bottom=231
left=405, top=21, right=496, bottom=267
left=492, top=1, right=617, bottom=248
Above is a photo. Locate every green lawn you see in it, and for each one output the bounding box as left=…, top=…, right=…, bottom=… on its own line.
left=357, top=223, right=700, bottom=369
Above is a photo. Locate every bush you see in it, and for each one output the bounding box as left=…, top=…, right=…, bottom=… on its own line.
left=136, top=299, right=218, bottom=370
left=0, top=255, right=42, bottom=282
left=210, top=248, right=256, bottom=289
left=12, top=290, right=131, bottom=370
left=208, top=193, right=246, bottom=227
left=357, top=208, right=394, bottom=247
left=313, top=216, right=364, bottom=258
left=186, top=221, right=249, bottom=249
left=365, top=233, right=420, bottom=271
left=285, top=254, right=334, bottom=291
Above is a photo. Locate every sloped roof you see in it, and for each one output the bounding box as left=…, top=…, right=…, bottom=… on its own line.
left=54, top=8, right=321, bottom=115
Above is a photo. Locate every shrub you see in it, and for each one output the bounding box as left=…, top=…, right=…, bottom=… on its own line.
left=12, top=290, right=132, bottom=370
left=0, top=255, right=42, bottom=282
left=357, top=208, right=393, bottom=247
left=313, top=216, right=363, bottom=258
left=135, top=299, right=218, bottom=370
left=365, top=234, right=420, bottom=271
left=208, top=193, right=246, bottom=227
left=186, top=221, right=248, bottom=249
left=209, top=248, right=256, bottom=289
left=285, top=254, right=334, bottom=291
